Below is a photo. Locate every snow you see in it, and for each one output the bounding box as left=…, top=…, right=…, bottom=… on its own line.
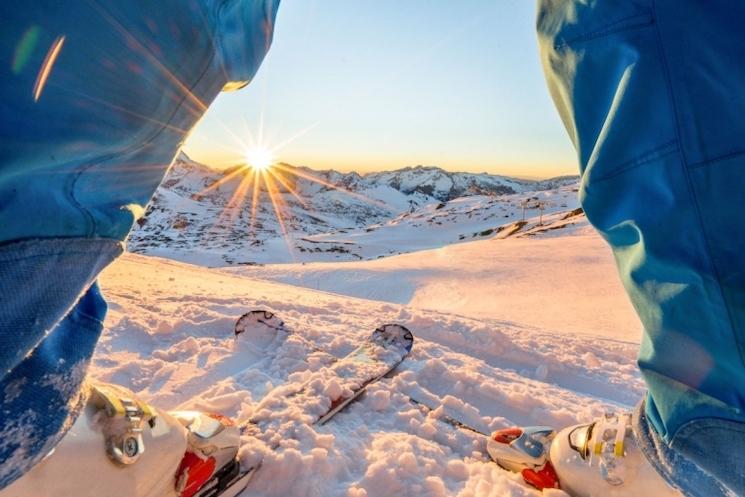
left=83, top=154, right=648, bottom=496
left=227, top=231, right=640, bottom=341
left=93, top=220, right=643, bottom=496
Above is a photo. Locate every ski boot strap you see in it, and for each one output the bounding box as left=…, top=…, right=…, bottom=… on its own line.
left=589, top=413, right=633, bottom=486
left=90, top=383, right=156, bottom=466
left=591, top=413, right=631, bottom=458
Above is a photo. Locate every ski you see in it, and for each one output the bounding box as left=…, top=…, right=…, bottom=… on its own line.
left=242, top=319, right=413, bottom=430
left=234, top=309, right=287, bottom=337
left=232, top=314, right=548, bottom=495
left=173, top=310, right=306, bottom=410
left=407, top=396, right=490, bottom=438
left=405, top=394, right=560, bottom=492
left=234, top=309, right=341, bottom=365
left=234, top=321, right=414, bottom=489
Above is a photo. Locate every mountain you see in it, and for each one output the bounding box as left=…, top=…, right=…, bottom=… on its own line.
left=127, top=153, right=581, bottom=266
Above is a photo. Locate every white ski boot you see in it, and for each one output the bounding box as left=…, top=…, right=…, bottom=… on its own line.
left=488, top=413, right=684, bottom=497
left=550, top=413, right=682, bottom=497
left=0, top=382, right=248, bottom=497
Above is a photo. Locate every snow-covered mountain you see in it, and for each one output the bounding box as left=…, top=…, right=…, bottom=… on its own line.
left=128, top=153, right=581, bottom=266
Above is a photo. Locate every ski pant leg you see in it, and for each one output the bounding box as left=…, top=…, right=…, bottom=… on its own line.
left=537, top=1, right=745, bottom=495
left=0, top=0, right=279, bottom=489
left=0, top=279, right=109, bottom=487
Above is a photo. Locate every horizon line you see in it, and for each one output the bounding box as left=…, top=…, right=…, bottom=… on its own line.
left=179, top=152, right=579, bottom=182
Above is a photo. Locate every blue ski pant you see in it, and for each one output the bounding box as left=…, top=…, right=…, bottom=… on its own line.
left=1, top=0, right=743, bottom=495
left=538, top=1, right=745, bottom=495
left=0, top=0, right=279, bottom=488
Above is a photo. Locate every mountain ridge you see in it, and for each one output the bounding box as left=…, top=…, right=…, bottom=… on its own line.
left=182, top=151, right=577, bottom=185
left=129, top=152, right=582, bottom=266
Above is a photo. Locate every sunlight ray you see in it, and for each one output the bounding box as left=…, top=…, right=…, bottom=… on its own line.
left=205, top=169, right=255, bottom=241
left=87, top=0, right=208, bottom=115
left=267, top=121, right=320, bottom=156
left=249, top=168, right=262, bottom=235
left=214, top=118, right=257, bottom=156
left=69, top=90, right=191, bottom=135
left=262, top=170, right=295, bottom=261
left=266, top=168, right=309, bottom=209
left=239, top=118, right=258, bottom=151
left=189, top=136, right=254, bottom=159
left=197, top=167, right=246, bottom=197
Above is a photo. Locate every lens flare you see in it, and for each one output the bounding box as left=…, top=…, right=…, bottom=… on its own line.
left=33, top=35, right=65, bottom=102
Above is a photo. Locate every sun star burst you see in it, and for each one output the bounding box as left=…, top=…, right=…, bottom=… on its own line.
left=245, top=146, right=274, bottom=171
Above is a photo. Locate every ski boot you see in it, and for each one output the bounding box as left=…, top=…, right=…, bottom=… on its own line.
left=487, top=414, right=683, bottom=496
left=0, top=382, right=249, bottom=497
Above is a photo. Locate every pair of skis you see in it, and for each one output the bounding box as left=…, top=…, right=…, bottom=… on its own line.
left=220, top=311, right=414, bottom=496
left=207, top=311, right=555, bottom=497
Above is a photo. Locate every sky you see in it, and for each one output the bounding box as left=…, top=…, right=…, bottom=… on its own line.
left=183, top=0, right=578, bottom=179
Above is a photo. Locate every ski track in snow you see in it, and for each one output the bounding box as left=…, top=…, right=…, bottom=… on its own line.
left=94, top=242, right=644, bottom=497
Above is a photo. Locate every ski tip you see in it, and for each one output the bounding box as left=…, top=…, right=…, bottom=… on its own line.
left=234, top=310, right=285, bottom=336
left=372, top=324, right=414, bottom=353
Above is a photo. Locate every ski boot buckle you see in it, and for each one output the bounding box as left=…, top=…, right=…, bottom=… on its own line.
left=90, top=384, right=156, bottom=465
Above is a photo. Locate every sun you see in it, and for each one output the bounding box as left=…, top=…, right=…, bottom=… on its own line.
left=244, top=146, right=274, bottom=171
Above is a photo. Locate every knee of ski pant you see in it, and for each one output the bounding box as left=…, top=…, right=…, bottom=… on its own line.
left=0, top=281, right=107, bottom=490
left=0, top=0, right=279, bottom=243
left=633, top=399, right=744, bottom=497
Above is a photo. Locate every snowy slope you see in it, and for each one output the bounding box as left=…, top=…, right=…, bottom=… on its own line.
left=227, top=228, right=640, bottom=341
left=94, top=246, right=643, bottom=497
left=298, top=185, right=584, bottom=260
left=128, top=154, right=580, bottom=265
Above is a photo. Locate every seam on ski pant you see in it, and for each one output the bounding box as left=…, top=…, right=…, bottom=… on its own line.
left=68, top=36, right=219, bottom=239
left=589, top=140, right=678, bottom=184
left=554, top=12, right=654, bottom=48
left=688, top=148, right=745, bottom=169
